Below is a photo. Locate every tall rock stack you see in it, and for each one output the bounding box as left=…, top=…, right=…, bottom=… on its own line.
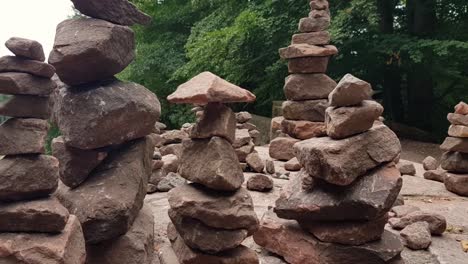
left=164, top=72, right=260, bottom=264
left=254, top=75, right=406, bottom=264
left=270, top=0, right=337, bottom=162
left=440, top=101, right=468, bottom=196
left=0, top=37, right=86, bottom=263
left=48, top=1, right=160, bottom=263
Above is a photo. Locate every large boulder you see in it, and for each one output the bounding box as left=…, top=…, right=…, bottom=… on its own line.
left=49, top=18, right=135, bottom=85
left=0, top=118, right=48, bottom=155
left=282, top=99, right=328, bottom=122
left=5, top=37, right=45, bottom=61
left=178, top=137, right=244, bottom=191
left=0, top=215, right=86, bottom=263
left=190, top=103, right=236, bottom=143
left=283, top=73, right=336, bottom=101
left=269, top=137, right=300, bottom=161
left=55, top=137, right=153, bottom=243
left=86, top=205, right=155, bottom=264
left=0, top=155, right=59, bottom=202
left=54, top=79, right=160, bottom=149
left=329, top=74, right=372, bottom=107
left=71, top=0, right=151, bottom=26
left=0, top=56, right=55, bottom=78
left=275, top=164, right=402, bottom=221
left=294, top=124, right=401, bottom=185
left=0, top=197, right=69, bottom=233
left=0, top=72, right=55, bottom=96
left=0, top=95, right=50, bottom=119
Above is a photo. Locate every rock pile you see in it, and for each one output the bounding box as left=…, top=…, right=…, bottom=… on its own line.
left=163, top=71, right=260, bottom=263
left=49, top=2, right=160, bottom=263
left=440, top=101, right=468, bottom=196
left=270, top=0, right=337, bottom=163
left=254, top=73, right=404, bottom=263
left=0, top=37, right=86, bottom=262
left=235, top=117, right=265, bottom=172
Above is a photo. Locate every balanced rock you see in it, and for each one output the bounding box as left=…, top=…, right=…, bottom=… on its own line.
left=423, top=170, right=447, bottom=182
left=0, top=215, right=86, bottom=263
left=0, top=154, right=59, bottom=201
left=269, top=137, right=300, bottom=161
left=52, top=136, right=108, bottom=188
left=295, top=124, right=400, bottom=185
left=291, top=31, right=331, bottom=45
left=178, top=137, right=244, bottom=191
left=441, top=137, right=468, bottom=153
left=284, top=73, right=336, bottom=101
left=454, top=102, right=468, bottom=115
left=329, top=74, right=372, bottom=107
left=400, top=222, right=432, bottom=250
left=298, top=17, right=330, bottom=33
left=389, top=211, right=446, bottom=235
left=71, top=0, right=151, bottom=26
left=288, top=56, right=330, bottom=73
left=55, top=137, right=153, bottom=243
left=422, top=156, right=438, bottom=170
left=0, top=95, right=50, bottom=119
left=54, top=79, right=160, bottom=149
left=246, top=152, right=265, bottom=173
left=49, top=18, right=135, bottom=85
left=0, top=197, right=69, bottom=233
left=279, top=44, right=338, bottom=59
left=247, top=174, right=274, bottom=192
left=281, top=119, right=326, bottom=139
left=275, top=164, right=402, bottom=221
left=0, top=72, right=55, bottom=96
left=444, top=173, right=468, bottom=196
left=397, top=160, right=416, bottom=176
left=191, top=103, right=236, bottom=143
left=167, top=72, right=255, bottom=105
left=0, top=56, right=55, bottom=78
left=235, top=141, right=255, bottom=162
left=282, top=99, right=328, bottom=122
left=325, top=100, right=383, bottom=139
left=440, top=151, right=468, bottom=173
left=5, top=37, right=45, bottom=61
left=236, top=111, right=252, bottom=123
left=448, top=125, right=468, bottom=138
left=233, top=129, right=252, bottom=148
left=0, top=118, right=48, bottom=155
left=448, top=113, right=468, bottom=126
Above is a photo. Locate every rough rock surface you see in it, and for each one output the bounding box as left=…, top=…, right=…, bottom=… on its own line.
left=157, top=172, right=186, bottom=192
left=440, top=151, right=468, bottom=173
left=161, top=130, right=188, bottom=145
left=422, top=156, right=438, bottom=171
left=440, top=137, right=468, bottom=153
left=0, top=56, right=55, bottom=78
left=265, top=159, right=276, bottom=174
left=0, top=118, right=48, bottom=155
left=247, top=174, right=274, bottom=192
left=448, top=125, right=468, bottom=138
left=423, top=170, right=447, bottom=183
left=294, top=124, right=401, bottom=185
left=269, top=137, right=300, bottom=161
left=389, top=211, right=446, bottom=235
left=0, top=95, right=50, bottom=119
left=288, top=56, right=330, bottom=73
left=279, top=44, right=338, bottom=59
left=291, top=31, right=331, bottom=45
left=235, top=141, right=255, bottom=162
left=5, top=37, right=45, bottom=61
left=329, top=74, right=373, bottom=107
left=391, top=205, right=421, bottom=218
left=298, top=17, right=330, bottom=33
left=282, top=99, right=328, bottom=122
left=397, top=160, right=417, bottom=176
left=447, top=113, right=468, bottom=126
left=233, top=129, right=252, bottom=148
left=246, top=152, right=265, bottom=173
left=400, top=222, right=432, bottom=250
left=54, top=79, right=160, bottom=149
left=284, top=157, right=301, bottom=171
left=49, top=18, right=135, bottom=85
left=0, top=72, right=55, bottom=96
left=444, top=173, right=468, bottom=196
left=454, top=102, right=468, bottom=115
left=281, top=119, right=326, bottom=140
left=236, top=112, right=252, bottom=123
left=190, top=103, right=236, bottom=143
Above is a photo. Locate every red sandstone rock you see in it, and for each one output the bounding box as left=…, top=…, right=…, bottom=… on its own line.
left=329, top=74, right=373, bottom=107
left=0, top=56, right=55, bottom=78
left=5, top=37, right=45, bottom=61
left=279, top=44, right=338, bottom=59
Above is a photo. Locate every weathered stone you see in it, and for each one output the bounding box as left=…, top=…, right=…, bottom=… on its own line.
left=310, top=0, right=329, bottom=10
left=167, top=72, right=255, bottom=105
left=152, top=159, right=163, bottom=170
left=269, top=137, right=300, bottom=161
left=300, top=214, right=388, bottom=246
left=233, top=129, right=252, bottom=148
left=454, top=102, right=468, bottom=115
left=282, top=99, right=328, bottom=122
left=447, top=113, right=468, bottom=126
left=265, top=159, right=275, bottom=174
left=279, top=44, right=338, bottom=59
left=298, top=17, right=330, bottom=33
left=5, top=37, right=45, bottom=61
left=191, top=103, right=236, bottom=143
left=253, top=210, right=403, bottom=264
left=448, top=125, right=468, bottom=138
left=325, top=100, right=384, bottom=139
left=0, top=95, right=50, bottom=119
left=291, top=31, right=331, bottom=45
left=309, top=9, right=331, bottom=18
left=55, top=79, right=160, bottom=149
left=71, top=0, right=151, bottom=26
left=160, top=143, right=183, bottom=157
left=400, top=222, right=432, bottom=250
left=0, top=118, right=48, bottom=155
left=52, top=136, right=107, bottom=188
left=161, top=130, right=189, bottom=145
left=288, top=56, right=330, bottom=73
left=179, top=137, right=244, bottom=191
left=0, top=72, right=55, bottom=96
left=389, top=211, right=446, bottom=235
left=441, top=137, right=468, bottom=153
left=329, top=74, right=373, bottom=107
left=0, top=197, right=68, bottom=233
left=284, top=73, right=336, bottom=101
left=295, top=124, right=401, bottom=185
left=169, top=209, right=248, bottom=253
left=55, top=137, right=153, bottom=243
left=0, top=155, right=58, bottom=202
left=391, top=205, right=421, bottom=218
left=444, top=173, right=468, bottom=196
left=49, top=18, right=135, bottom=85
left=162, top=154, right=179, bottom=173
left=275, top=164, right=402, bottom=221
left=281, top=119, right=326, bottom=140
left=236, top=112, right=252, bottom=123
left=422, top=156, right=438, bottom=170
left=237, top=122, right=257, bottom=131
left=247, top=174, right=274, bottom=192
left=235, top=141, right=255, bottom=162
left=270, top=116, right=284, bottom=141
left=397, top=160, right=416, bottom=176
left=86, top=205, right=155, bottom=264
left=0, top=56, right=55, bottom=78
left=440, top=151, right=468, bottom=173
left=168, top=224, right=259, bottom=264
left=284, top=157, right=301, bottom=171
left=149, top=169, right=166, bottom=187
left=0, top=215, right=86, bottom=263
left=423, top=169, right=447, bottom=182
left=157, top=172, right=186, bottom=192
left=169, top=184, right=258, bottom=232
left=249, top=129, right=260, bottom=139
left=246, top=152, right=265, bottom=173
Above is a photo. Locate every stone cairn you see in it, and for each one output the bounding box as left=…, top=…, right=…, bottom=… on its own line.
left=440, top=101, right=468, bottom=196
left=0, top=38, right=86, bottom=262
left=49, top=0, right=160, bottom=263
left=269, top=0, right=338, bottom=165
left=162, top=71, right=260, bottom=263
left=254, top=74, right=406, bottom=262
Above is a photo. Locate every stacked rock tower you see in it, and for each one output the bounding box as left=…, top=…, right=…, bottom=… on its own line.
left=440, top=101, right=468, bottom=196
left=270, top=0, right=337, bottom=162
left=0, top=38, right=86, bottom=262
left=254, top=75, right=406, bottom=263
left=164, top=72, right=260, bottom=263
left=50, top=0, right=160, bottom=263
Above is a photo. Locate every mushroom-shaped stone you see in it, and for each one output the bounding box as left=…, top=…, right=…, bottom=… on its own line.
left=167, top=72, right=255, bottom=105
